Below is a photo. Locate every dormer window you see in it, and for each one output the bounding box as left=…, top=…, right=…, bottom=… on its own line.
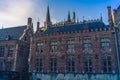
left=5, top=34, right=10, bottom=40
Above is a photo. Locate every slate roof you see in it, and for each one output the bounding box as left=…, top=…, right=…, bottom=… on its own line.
left=41, top=21, right=109, bottom=35
left=0, top=26, right=27, bottom=40
left=117, top=5, right=120, bottom=10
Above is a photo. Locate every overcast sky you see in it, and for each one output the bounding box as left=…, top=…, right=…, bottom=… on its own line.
left=0, top=0, right=120, bottom=29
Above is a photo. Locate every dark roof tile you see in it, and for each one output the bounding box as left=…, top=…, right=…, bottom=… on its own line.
left=40, top=21, right=108, bottom=35
left=0, top=26, right=27, bottom=40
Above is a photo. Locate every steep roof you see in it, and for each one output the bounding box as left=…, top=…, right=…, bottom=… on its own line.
left=0, top=26, right=27, bottom=40
left=117, top=5, right=120, bottom=10
left=39, top=21, right=108, bottom=35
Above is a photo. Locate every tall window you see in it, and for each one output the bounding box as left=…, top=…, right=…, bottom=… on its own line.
left=66, top=56, right=75, bottom=72
left=0, top=46, right=4, bottom=57
left=5, top=61, right=12, bottom=71
left=84, top=56, right=92, bottom=73
left=0, top=60, right=3, bottom=71
left=100, top=37, right=110, bottom=51
left=50, top=58, right=57, bottom=72
left=8, top=46, right=14, bottom=57
left=36, top=58, right=43, bottom=72
left=102, top=56, right=112, bottom=73
left=50, top=41, right=57, bottom=53
left=37, top=42, right=43, bottom=54
left=83, top=38, right=92, bottom=52
left=67, top=40, right=74, bottom=53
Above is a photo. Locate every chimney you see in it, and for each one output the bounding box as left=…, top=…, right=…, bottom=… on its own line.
left=37, top=21, right=40, bottom=30
left=28, top=17, right=32, bottom=25
left=27, top=17, right=33, bottom=29
left=107, top=6, right=113, bottom=27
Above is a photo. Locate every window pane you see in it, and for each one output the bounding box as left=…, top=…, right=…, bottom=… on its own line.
left=37, top=42, right=43, bottom=54
left=102, top=55, right=112, bottom=72
left=50, top=58, right=57, bottom=72
left=84, top=56, right=92, bottom=72
left=66, top=56, right=75, bottom=72
left=83, top=38, right=92, bottom=52
left=67, top=40, right=74, bottom=53
left=100, top=37, right=110, bottom=51
left=36, top=58, right=42, bottom=72
left=8, top=46, right=14, bottom=57
left=50, top=41, right=57, bottom=53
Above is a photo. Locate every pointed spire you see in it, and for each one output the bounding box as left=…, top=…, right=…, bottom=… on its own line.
left=44, top=5, right=52, bottom=28
left=67, top=11, right=71, bottom=22
left=72, top=11, right=76, bottom=23
left=46, top=5, right=51, bottom=23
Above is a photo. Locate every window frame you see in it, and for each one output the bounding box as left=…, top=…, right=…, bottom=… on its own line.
left=100, top=37, right=110, bottom=51
left=50, top=57, right=57, bottom=72
left=50, top=41, right=58, bottom=53
left=84, top=56, right=92, bottom=73
left=36, top=42, right=44, bottom=54
left=83, top=37, right=92, bottom=52
left=8, top=46, right=14, bottom=57
left=66, top=56, right=75, bottom=72
left=36, top=58, right=43, bottom=72
left=67, top=39, right=75, bottom=53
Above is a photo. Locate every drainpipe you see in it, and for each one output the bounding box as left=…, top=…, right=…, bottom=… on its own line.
left=113, top=26, right=120, bottom=79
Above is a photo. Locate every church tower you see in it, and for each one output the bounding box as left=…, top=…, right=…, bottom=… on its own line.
left=44, top=6, right=52, bottom=28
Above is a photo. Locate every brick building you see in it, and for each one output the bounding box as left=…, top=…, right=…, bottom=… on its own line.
left=29, top=6, right=118, bottom=74
left=0, top=18, right=33, bottom=72
left=0, top=5, right=120, bottom=80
